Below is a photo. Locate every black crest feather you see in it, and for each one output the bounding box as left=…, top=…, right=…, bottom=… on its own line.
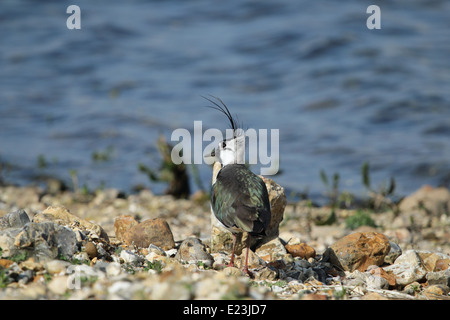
left=202, top=95, right=240, bottom=134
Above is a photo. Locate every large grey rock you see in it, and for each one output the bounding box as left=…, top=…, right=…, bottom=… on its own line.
left=0, top=221, right=78, bottom=261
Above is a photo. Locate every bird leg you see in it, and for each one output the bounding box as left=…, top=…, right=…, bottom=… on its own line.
left=228, top=233, right=237, bottom=267
left=243, top=236, right=252, bottom=276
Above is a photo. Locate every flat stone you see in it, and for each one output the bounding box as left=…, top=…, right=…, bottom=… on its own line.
left=122, top=218, right=175, bottom=250
left=325, top=232, right=391, bottom=272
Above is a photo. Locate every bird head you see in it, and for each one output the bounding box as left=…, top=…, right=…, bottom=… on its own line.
left=203, top=96, right=245, bottom=167
left=211, top=130, right=245, bottom=166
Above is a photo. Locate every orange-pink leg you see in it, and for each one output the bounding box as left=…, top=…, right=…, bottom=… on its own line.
left=228, top=233, right=237, bottom=267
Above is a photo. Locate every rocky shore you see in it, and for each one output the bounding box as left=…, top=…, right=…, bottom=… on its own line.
left=0, top=182, right=449, bottom=300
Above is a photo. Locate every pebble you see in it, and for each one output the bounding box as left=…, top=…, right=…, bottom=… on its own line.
left=120, top=250, right=143, bottom=266
left=85, top=241, right=97, bottom=259
left=48, top=276, right=69, bottom=295
left=45, top=260, right=71, bottom=275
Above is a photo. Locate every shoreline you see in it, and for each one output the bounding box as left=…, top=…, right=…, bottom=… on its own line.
left=0, top=181, right=449, bottom=300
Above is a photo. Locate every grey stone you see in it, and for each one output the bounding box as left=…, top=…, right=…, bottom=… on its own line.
left=175, top=237, right=214, bottom=268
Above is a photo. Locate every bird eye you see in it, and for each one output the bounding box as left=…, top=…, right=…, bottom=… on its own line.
left=222, top=141, right=227, bottom=148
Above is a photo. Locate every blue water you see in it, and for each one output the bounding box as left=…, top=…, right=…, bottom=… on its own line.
left=1, top=0, right=449, bottom=201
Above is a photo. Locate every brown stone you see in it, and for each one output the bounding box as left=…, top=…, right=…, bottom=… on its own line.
left=285, top=243, right=316, bottom=259
left=0, top=259, right=14, bottom=269
left=123, top=218, right=175, bottom=250
left=114, top=215, right=138, bottom=241
left=85, top=242, right=97, bottom=259
left=326, top=232, right=391, bottom=272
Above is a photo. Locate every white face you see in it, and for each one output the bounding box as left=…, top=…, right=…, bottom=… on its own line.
left=214, top=133, right=245, bottom=166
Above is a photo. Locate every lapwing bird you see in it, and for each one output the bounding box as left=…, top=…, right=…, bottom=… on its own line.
left=204, top=96, right=271, bottom=274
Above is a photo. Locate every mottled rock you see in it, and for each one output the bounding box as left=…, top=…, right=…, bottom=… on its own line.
left=383, top=250, right=427, bottom=286
left=33, top=206, right=109, bottom=242
left=256, top=237, right=287, bottom=261
left=114, top=215, right=138, bottom=241
left=325, top=232, right=390, bottom=272
left=260, top=176, right=287, bottom=239
left=415, top=251, right=450, bottom=272
left=369, top=266, right=397, bottom=287
left=122, top=218, right=175, bottom=250
left=175, top=237, right=214, bottom=268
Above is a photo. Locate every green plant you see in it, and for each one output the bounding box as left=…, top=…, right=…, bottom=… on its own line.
left=10, top=251, right=27, bottom=263
left=345, top=210, right=376, bottom=230
left=361, top=162, right=396, bottom=212
left=144, top=260, right=164, bottom=273
left=320, top=170, right=340, bottom=208
left=0, top=270, right=10, bottom=288
left=138, top=135, right=190, bottom=199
